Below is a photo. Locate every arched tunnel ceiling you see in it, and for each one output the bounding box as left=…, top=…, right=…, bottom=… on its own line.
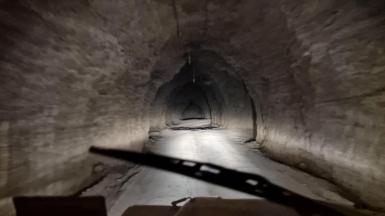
left=0, top=0, right=385, bottom=214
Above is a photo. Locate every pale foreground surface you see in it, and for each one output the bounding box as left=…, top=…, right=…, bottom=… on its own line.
left=105, top=128, right=352, bottom=216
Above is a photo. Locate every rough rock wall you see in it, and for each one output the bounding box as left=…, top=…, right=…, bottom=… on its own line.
left=0, top=0, right=385, bottom=214
left=208, top=0, right=385, bottom=209
left=267, top=0, right=385, bottom=209
left=0, top=0, right=174, bottom=214
left=179, top=0, right=385, bottom=209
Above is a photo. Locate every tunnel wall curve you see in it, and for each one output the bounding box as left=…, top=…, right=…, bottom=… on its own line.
left=0, top=0, right=385, bottom=214
left=206, top=0, right=385, bottom=209
left=0, top=1, right=176, bottom=215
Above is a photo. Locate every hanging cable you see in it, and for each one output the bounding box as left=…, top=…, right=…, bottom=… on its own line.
left=187, top=53, right=191, bottom=65
left=185, top=52, right=195, bottom=83
left=193, top=67, right=196, bottom=84
left=172, top=0, right=181, bottom=37
left=204, top=0, right=209, bottom=37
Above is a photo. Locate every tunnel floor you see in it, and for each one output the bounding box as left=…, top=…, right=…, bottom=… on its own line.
left=84, top=127, right=355, bottom=216
left=169, top=119, right=214, bottom=130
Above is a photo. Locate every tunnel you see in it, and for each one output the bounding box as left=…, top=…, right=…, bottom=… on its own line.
left=150, top=50, right=255, bottom=134
left=181, top=102, right=206, bottom=120
left=0, top=0, right=385, bottom=215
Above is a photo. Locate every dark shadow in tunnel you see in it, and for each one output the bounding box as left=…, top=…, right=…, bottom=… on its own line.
left=166, top=80, right=214, bottom=128
left=181, top=102, right=205, bottom=120
left=149, top=50, right=257, bottom=139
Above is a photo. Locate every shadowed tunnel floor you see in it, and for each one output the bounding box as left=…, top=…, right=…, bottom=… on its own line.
left=84, top=124, right=354, bottom=216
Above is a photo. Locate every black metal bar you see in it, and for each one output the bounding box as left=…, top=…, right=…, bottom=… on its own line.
left=89, top=146, right=346, bottom=216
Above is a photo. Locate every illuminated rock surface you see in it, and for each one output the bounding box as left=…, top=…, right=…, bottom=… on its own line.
left=0, top=0, right=385, bottom=215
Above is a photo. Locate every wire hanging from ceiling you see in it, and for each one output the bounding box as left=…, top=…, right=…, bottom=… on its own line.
left=172, top=0, right=181, bottom=38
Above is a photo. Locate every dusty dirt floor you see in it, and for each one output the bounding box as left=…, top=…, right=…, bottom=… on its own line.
left=81, top=123, right=384, bottom=216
